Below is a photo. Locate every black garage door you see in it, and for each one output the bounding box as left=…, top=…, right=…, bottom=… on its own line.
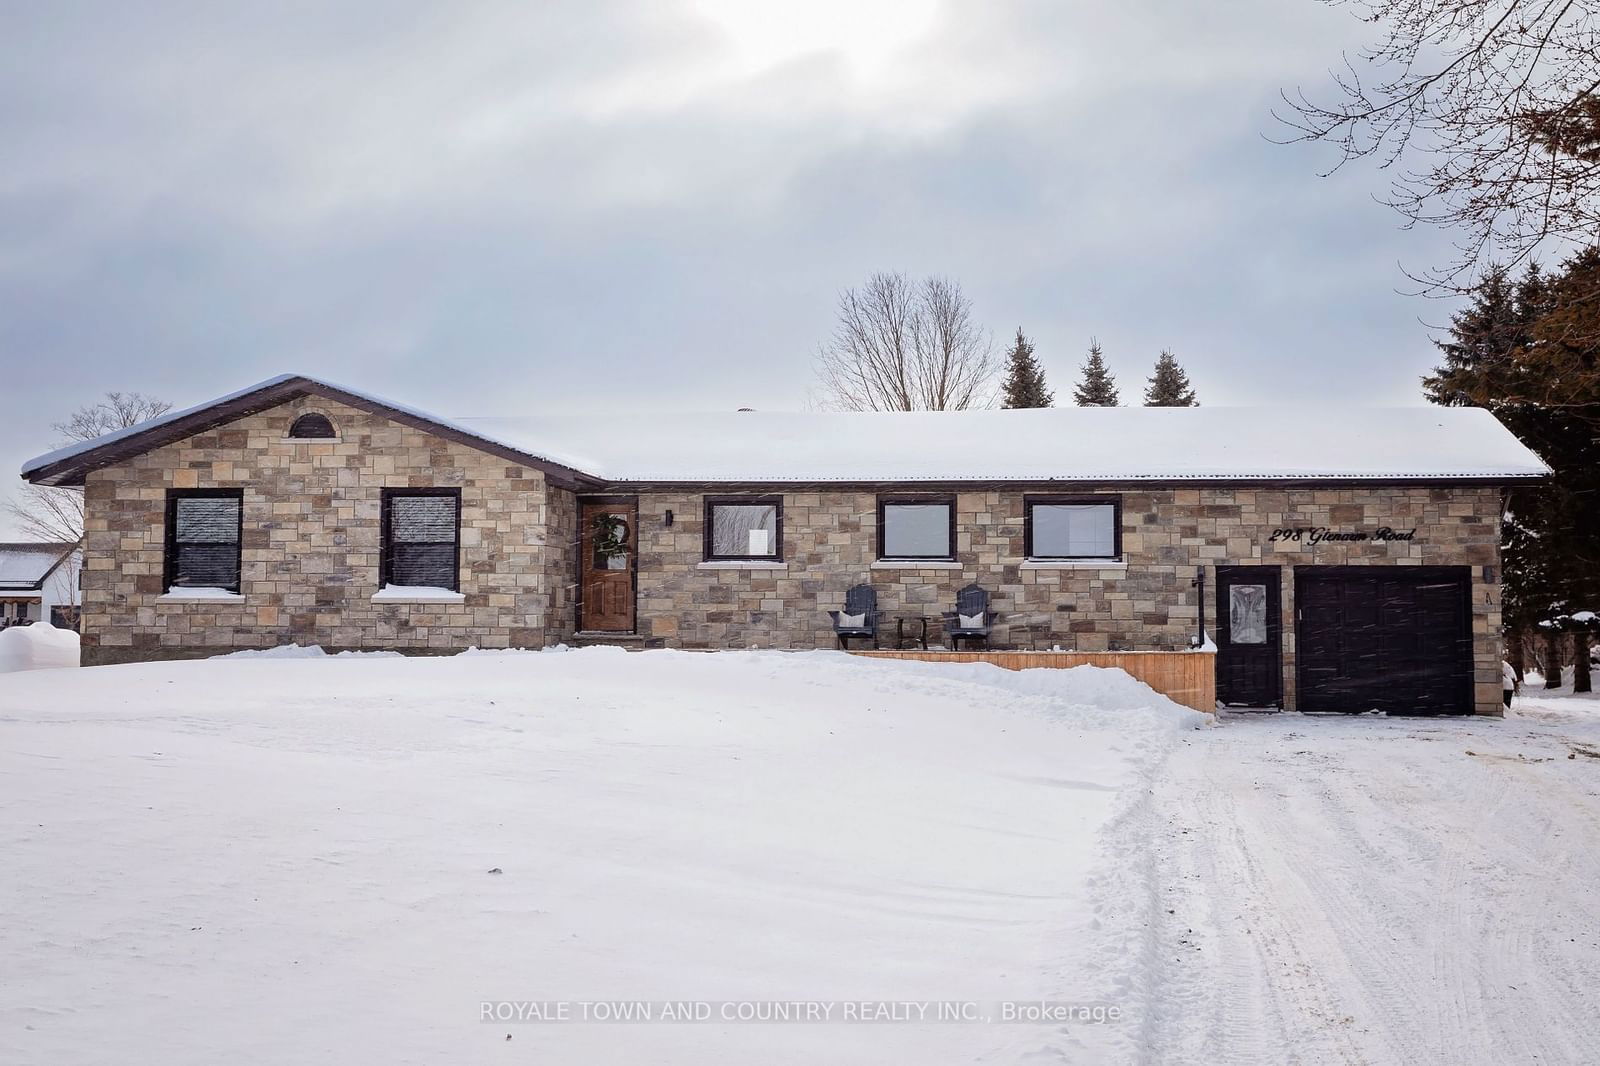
left=1295, top=566, right=1474, bottom=716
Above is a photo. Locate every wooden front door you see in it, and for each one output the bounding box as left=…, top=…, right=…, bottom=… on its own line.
left=579, top=499, right=637, bottom=633
left=1216, top=565, right=1283, bottom=707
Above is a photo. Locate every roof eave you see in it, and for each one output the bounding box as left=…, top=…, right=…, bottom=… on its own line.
left=593, top=472, right=1549, bottom=491
left=20, top=377, right=603, bottom=490
left=33, top=544, right=79, bottom=586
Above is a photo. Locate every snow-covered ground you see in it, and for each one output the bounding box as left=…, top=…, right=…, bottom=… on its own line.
left=10, top=647, right=1600, bottom=1065
left=0, top=648, right=1201, bottom=1065
left=0, top=621, right=79, bottom=673
left=1110, top=687, right=1600, bottom=1065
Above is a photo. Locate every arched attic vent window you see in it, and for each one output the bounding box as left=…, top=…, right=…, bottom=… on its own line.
left=288, top=413, right=337, bottom=439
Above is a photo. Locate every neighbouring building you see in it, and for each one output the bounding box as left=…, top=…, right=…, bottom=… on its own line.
left=19, top=374, right=1547, bottom=715
left=0, top=542, right=81, bottom=629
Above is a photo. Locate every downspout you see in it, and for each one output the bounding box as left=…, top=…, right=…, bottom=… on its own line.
left=1191, top=566, right=1206, bottom=649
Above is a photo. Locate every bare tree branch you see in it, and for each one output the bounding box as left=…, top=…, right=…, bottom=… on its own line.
left=1279, top=0, right=1600, bottom=288
left=814, top=273, right=997, bottom=410
left=53, top=392, right=173, bottom=443
left=7, top=391, right=173, bottom=544
left=6, top=484, right=84, bottom=545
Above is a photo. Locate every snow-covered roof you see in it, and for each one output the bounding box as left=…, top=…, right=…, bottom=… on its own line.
left=458, top=405, right=1549, bottom=482
left=22, top=375, right=333, bottom=480
left=19, top=374, right=1550, bottom=486
left=0, top=543, right=77, bottom=590
left=19, top=375, right=598, bottom=487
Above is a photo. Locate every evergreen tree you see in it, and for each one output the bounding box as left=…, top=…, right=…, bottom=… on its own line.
left=1000, top=328, right=1053, bottom=408
left=1427, top=262, right=1560, bottom=635
left=1072, top=339, right=1120, bottom=406
left=1425, top=256, right=1600, bottom=692
left=1422, top=264, right=1531, bottom=409
left=1142, top=349, right=1198, bottom=406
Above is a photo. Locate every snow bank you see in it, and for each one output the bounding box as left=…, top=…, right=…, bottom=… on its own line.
left=0, top=648, right=1197, bottom=1064
left=0, top=622, right=79, bottom=673
left=210, top=644, right=404, bottom=660
left=826, top=653, right=1207, bottom=731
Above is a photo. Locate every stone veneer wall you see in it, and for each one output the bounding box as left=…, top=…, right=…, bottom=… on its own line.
left=77, top=402, right=1504, bottom=715
left=545, top=486, right=580, bottom=645
left=630, top=487, right=1504, bottom=715
left=80, top=397, right=572, bottom=663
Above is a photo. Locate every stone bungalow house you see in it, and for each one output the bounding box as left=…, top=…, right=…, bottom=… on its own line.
left=21, top=374, right=1546, bottom=715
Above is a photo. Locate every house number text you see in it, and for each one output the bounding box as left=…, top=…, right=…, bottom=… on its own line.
left=1269, top=526, right=1417, bottom=545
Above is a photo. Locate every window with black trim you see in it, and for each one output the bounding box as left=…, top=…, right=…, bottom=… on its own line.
left=165, top=489, right=244, bottom=592
left=878, top=495, right=955, bottom=561
left=704, top=496, right=782, bottom=561
left=1024, top=495, right=1121, bottom=560
left=381, top=489, right=462, bottom=590
left=288, top=412, right=337, bottom=439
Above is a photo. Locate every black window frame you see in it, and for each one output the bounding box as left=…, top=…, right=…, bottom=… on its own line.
left=703, top=495, right=784, bottom=562
left=380, top=488, right=463, bottom=592
left=1023, top=494, right=1123, bottom=561
left=164, top=488, right=245, bottom=593
left=876, top=494, right=957, bottom=562
left=287, top=412, right=337, bottom=439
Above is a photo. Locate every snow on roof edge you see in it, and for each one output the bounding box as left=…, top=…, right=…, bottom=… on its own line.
left=579, top=470, right=1548, bottom=482
left=21, top=374, right=301, bottom=475
left=19, top=374, right=594, bottom=478
left=19, top=375, right=1553, bottom=484
left=459, top=403, right=1551, bottom=482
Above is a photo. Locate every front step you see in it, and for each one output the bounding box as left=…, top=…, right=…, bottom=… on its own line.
left=570, top=632, right=665, bottom=649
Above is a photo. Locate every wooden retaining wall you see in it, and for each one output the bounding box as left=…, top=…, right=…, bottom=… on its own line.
left=853, top=650, right=1216, bottom=714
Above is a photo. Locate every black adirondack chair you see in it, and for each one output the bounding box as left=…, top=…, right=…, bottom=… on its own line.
left=941, top=583, right=997, bottom=650
left=827, top=584, right=879, bottom=649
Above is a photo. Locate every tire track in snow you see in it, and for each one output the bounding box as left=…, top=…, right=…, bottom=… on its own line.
left=1279, top=755, right=1461, bottom=1064
left=1146, top=746, right=1373, bottom=1065
left=1130, top=710, right=1600, bottom=1066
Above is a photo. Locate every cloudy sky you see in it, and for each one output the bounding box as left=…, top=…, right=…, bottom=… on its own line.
left=2, top=1, right=1462, bottom=531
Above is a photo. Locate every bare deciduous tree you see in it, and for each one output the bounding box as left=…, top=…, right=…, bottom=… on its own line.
left=8, top=484, right=85, bottom=545
left=814, top=273, right=997, bottom=410
left=54, top=392, right=173, bottom=443
left=7, top=392, right=172, bottom=544
left=1279, top=1, right=1600, bottom=287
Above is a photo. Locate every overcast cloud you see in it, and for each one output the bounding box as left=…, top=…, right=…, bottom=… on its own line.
left=1, top=1, right=1463, bottom=533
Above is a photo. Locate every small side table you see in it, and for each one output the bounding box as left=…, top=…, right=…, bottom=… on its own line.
left=894, top=615, right=930, bottom=650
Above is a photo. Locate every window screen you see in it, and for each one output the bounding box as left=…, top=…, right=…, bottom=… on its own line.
left=1027, top=500, right=1118, bottom=559
left=167, top=491, right=243, bottom=591
left=706, top=499, right=780, bottom=560
left=880, top=499, right=953, bottom=559
left=383, top=491, right=461, bottom=590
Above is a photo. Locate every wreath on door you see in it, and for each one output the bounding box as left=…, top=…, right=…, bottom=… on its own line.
left=592, top=513, right=631, bottom=569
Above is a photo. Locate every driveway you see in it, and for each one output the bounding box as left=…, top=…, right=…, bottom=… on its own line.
left=1131, top=693, right=1600, bottom=1065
